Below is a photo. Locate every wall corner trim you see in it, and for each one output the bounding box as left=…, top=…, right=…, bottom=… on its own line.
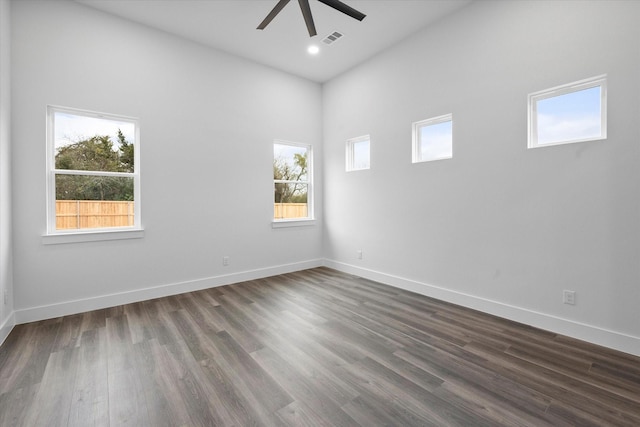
left=323, top=259, right=640, bottom=357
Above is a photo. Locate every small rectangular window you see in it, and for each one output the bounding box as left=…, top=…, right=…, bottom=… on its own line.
left=46, top=106, right=140, bottom=234
left=412, top=114, right=453, bottom=163
left=346, top=135, right=370, bottom=171
left=528, top=75, right=607, bottom=148
left=273, top=141, right=312, bottom=221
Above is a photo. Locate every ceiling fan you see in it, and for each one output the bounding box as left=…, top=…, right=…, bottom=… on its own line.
left=257, top=0, right=366, bottom=37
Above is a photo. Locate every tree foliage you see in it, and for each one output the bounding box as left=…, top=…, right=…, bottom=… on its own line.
left=274, top=152, right=308, bottom=204
left=55, top=131, right=134, bottom=201
left=117, top=129, right=134, bottom=173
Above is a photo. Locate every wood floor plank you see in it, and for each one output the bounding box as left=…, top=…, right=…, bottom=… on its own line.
left=255, top=312, right=354, bottom=370
left=169, top=302, right=284, bottom=425
left=108, top=369, right=150, bottom=426
left=137, top=337, right=226, bottom=427
left=543, top=401, right=623, bottom=427
left=395, top=343, right=556, bottom=417
left=363, top=355, right=494, bottom=426
left=207, top=302, right=264, bottom=354
left=0, top=383, right=40, bottom=427
left=432, top=381, right=555, bottom=427
left=123, top=302, right=155, bottom=344
left=463, top=340, right=640, bottom=426
left=105, top=314, right=150, bottom=426
left=140, top=299, right=182, bottom=345
left=198, top=356, right=273, bottom=426
left=250, top=346, right=360, bottom=427
left=553, top=333, right=640, bottom=366
left=337, top=358, right=468, bottom=426
left=176, top=292, right=225, bottom=337
left=589, top=362, right=640, bottom=399
left=255, top=325, right=361, bottom=406
left=274, top=400, right=335, bottom=427
left=212, top=330, right=293, bottom=413
left=22, top=347, right=80, bottom=427
left=51, top=314, right=83, bottom=352
left=504, top=341, right=640, bottom=403
left=132, top=339, right=188, bottom=427
left=67, top=328, right=109, bottom=427
left=78, top=308, right=107, bottom=333
left=289, top=291, right=418, bottom=349
left=341, top=394, right=407, bottom=427
left=1, top=267, right=639, bottom=426
left=0, top=322, right=61, bottom=395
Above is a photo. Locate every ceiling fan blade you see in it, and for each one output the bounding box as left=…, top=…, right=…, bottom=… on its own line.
left=257, top=0, right=291, bottom=30
left=297, top=0, right=317, bottom=37
left=317, top=0, right=366, bottom=21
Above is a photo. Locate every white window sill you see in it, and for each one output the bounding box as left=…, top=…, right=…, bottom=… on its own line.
left=528, top=135, right=606, bottom=149
left=42, top=228, right=144, bottom=245
left=272, top=219, right=316, bottom=229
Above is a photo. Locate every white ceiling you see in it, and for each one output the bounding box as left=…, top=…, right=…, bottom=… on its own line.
left=75, top=0, right=473, bottom=83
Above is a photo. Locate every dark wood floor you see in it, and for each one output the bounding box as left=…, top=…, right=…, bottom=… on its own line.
left=0, top=268, right=639, bottom=426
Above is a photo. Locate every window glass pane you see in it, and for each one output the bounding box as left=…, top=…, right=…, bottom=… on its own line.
left=54, top=112, right=135, bottom=172
left=274, top=143, right=308, bottom=181
left=352, top=139, right=370, bottom=170
left=274, top=183, right=308, bottom=219
left=273, top=141, right=312, bottom=222
left=536, top=86, right=602, bottom=145
left=56, top=174, right=134, bottom=201
left=419, top=120, right=452, bottom=161
left=55, top=175, right=134, bottom=230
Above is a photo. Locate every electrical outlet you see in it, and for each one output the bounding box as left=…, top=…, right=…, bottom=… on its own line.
left=563, top=290, right=576, bottom=305
left=357, top=250, right=363, bottom=260
left=222, top=256, right=230, bottom=266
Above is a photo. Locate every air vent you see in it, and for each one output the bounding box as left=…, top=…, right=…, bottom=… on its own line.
left=322, top=31, right=343, bottom=45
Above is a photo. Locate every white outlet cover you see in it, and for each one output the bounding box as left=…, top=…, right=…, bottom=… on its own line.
left=563, top=290, right=576, bottom=305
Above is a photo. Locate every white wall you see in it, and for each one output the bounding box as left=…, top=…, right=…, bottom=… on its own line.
left=11, top=0, right=323, bottom=321
left=0, top=0, right=14, bottom=344
left=323, top=0, right=640, bottom=355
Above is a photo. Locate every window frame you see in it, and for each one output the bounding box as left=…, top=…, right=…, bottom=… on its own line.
left=346, top=135, right=370, bottom=172
left=272, top=139, right=314, bottom=226
left=412, top=114, right=453, bottom=163
left=528, top=75, right=607, bottom=149
left=44, top=105, right=142, bottom=243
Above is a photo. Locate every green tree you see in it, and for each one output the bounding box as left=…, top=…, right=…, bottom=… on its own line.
left=56, top=135, right=120, bottom=172
left=55, top=131, right=134, bottom=201
left=117, top=129, right=134, bottom=173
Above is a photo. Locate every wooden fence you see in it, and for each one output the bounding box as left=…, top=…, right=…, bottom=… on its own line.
left=56, top=200, right=135, bottom=230
left=56, top=201, right=308, bottom=229
left=274, top=203, right=308, bottom=219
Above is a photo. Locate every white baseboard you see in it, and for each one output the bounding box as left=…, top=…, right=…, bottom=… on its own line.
left=11, top=257, right=639, bottom=357
left=0, top=311, right=15, bottom=347
left=324, top=259, right=640, bottom=357
left=14, top=259, right=324, bottom=325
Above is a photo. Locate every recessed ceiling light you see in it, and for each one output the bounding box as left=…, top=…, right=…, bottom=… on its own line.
left=307, top=45, right=320, bottom=55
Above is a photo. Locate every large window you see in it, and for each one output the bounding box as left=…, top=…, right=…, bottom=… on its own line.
left=412, top=114, right=453, bottom=163
left=528, top=75, right=607, bottom=148
left=346, top=135, right=370, bottom=171
left=46, top=106, right=141, bottom=235
left=273, top=141, right=312, bottom=222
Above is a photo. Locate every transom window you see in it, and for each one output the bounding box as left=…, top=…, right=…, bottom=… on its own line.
left=273, top=141, right=312, bottom=221
left=412, top=114, right=453, bottom=163
left=346, top=135, right=370, bottom=171
left=528, top=75, right=607, bottom=148
left=46, top=106, right=141, bottom=234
